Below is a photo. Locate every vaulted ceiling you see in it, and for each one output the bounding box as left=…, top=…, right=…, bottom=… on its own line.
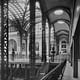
left=38, top=0, right=80, bottom=44
left=0, top=0, right=80, bottom=45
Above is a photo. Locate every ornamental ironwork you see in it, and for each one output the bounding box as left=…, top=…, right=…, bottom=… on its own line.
left=1, top=0, right=9, bottom=80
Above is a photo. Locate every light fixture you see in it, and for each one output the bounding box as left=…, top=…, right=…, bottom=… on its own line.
left=77, top=6, right=80, bottom=12
left=57, top=20, right=65, bottom=24
left=54, top=9, right=64, bottom=15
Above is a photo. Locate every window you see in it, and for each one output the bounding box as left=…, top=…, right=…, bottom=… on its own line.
left=62, top=45, right=66, bottom=48
left=9, top=39, right=17, bottom=51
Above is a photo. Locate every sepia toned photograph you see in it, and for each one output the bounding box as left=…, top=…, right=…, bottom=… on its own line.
left=0, top=0, right=80, bottom=80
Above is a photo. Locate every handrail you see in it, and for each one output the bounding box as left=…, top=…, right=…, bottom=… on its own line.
left=36, top=63, right=45, bottom=75
left=36, top=62, right=49, bottom=80
left=40, top=60, right=66, bottom=80
left=40, top=63, right=61, bottom=80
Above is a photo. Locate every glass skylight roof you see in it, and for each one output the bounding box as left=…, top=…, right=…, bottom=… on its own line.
left=0, top=0, right=42, bottom=32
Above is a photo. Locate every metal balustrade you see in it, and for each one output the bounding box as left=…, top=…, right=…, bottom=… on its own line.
left=0, top=53, right=68, bottom=80
left=40, top=60, right=67, bottom=80
left=7, top=63, right=42, bottom=80
left=0, top=57, right=67, bottom=80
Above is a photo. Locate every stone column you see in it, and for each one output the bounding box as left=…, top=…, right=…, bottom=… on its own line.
left=71, top=41, right=73, bottom=66
left=48, top=23, right=51, bottom=57
left=1, top=0, right=9, bottom=80
left=19, top=32, right=22, bottom=57
left=56, top=39, right=59, bottom=55
left=29, top=0, right=35, bottom=62
left=25, top=38, right=27, bottom=57
left=73, top=35, right=79, bottom=78
left=42, top=13, right=46, bottom=62
left=29, top=0, right=36, bottom=80
left=79, top=36, right=80, bottom=59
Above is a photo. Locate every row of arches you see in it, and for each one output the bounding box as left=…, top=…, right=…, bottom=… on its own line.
left=7, top=0, right=70, bottom=57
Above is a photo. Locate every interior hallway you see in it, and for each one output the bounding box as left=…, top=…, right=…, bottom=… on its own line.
left=63, top=60, right=80, bottom=80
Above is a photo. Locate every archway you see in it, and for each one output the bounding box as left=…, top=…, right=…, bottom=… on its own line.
left=9, top=39, right=17, bottom=51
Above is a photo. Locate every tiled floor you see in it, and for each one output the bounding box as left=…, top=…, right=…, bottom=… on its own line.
left=63, top=61, right=80, bottom=80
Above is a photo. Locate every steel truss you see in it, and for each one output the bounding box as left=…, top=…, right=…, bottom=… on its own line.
left=1, top=0, right=9, bottom=80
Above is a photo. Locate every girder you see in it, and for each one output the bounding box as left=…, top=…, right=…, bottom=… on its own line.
left=1, top=0, right=9, bottom=80
left=9, top=3, right=23, bottom=17
left=7, top=1, right=41, bottom=33
left=9, top=5, right=21, bottom=19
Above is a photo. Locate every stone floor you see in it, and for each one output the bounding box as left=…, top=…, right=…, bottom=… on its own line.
left=62, top=60, right=80, bottom=80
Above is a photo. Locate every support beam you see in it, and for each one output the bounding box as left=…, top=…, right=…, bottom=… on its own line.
left=48, top=23, right=51, bottom=57
left=29, top=0, right=35, bottom=63
left=25, top=65, right=28, bottom=80
left=56, top=39, right=59, bottom=55
left=73, top=35, right=79, bottom=78
left=29, top=0, right=36, bottom=80
left=42, top=13, right=46, bottom=62
left=1, top=0, right=9, bottom=80
left=71, top=41, right=73, bottom=66
left=79, top=36, right=80, bottom=59
left=71, top=42, right=74, bottom=66
left=26, top=38, right=27, bottom=57
left=53, top=25, right=56, bottom=52
left=20, top=32, right=22, bottom=57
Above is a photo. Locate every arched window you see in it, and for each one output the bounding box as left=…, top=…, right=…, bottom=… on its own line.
left=61, top=41, right=66, bottom=48
left=62, top=45, right=66, bottom=48
left=9, top=39, right=17, bottom=51
left=61, top=40, right=67, bottom=53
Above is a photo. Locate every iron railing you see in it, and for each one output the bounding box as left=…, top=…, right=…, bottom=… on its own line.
left=40, top=59, right=67, bottom=80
